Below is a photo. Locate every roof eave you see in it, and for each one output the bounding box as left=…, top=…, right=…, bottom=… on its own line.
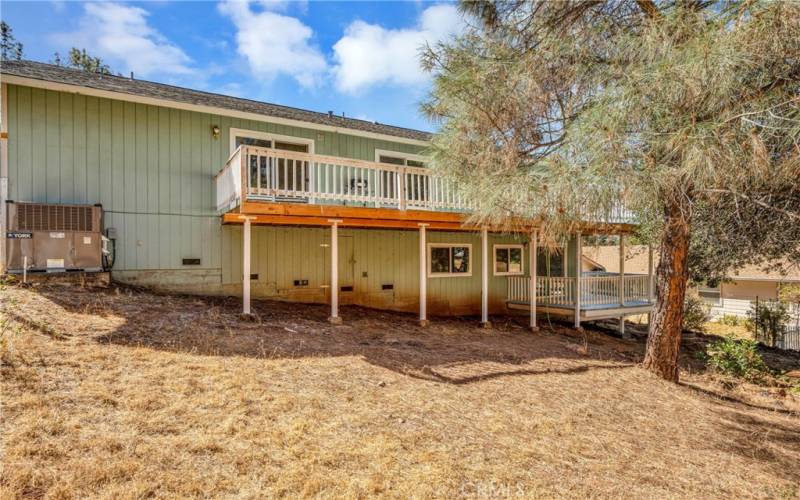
left=0, top=73, right=431, bottom=147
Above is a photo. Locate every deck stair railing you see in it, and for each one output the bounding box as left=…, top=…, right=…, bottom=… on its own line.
left=507, top=274, right=653, bottom=307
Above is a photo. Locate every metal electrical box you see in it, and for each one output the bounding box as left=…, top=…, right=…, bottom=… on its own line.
left=5, top=202, right=103, bottom=273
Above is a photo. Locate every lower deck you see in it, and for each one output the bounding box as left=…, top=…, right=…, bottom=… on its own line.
left=506, top=275, right=654, bottom=321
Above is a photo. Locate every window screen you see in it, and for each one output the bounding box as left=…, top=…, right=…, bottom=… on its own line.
left=236, top=136, right=272, bottom=148
left=495, top=246, right=523, bottom=274
left=537, top=249, right=564, bottom=277
left=275, top=141, right=309, bottom=153
left=429, top=245, right=471, bottom=275
left=430, top=247, right=451, bottom=274
left=451, top=247, right=469, bottom=273
left=379, top=155, right=406, bottom=166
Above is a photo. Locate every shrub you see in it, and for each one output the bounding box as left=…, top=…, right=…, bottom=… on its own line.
left=705, top=336, right=769, bottom=382
left=746, top=301, right=790, bottom=346
left=683, top=292, right=710, bottom=332
left=716, top=314, right=741, bottom=327
left=778, top=283, right=800, bottom=304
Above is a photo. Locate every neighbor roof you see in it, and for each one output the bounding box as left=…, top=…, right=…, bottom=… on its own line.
left=0, top=60, right=432, bottom=143
left=583, top=245, right=653, bottom=275
left=584, top=245, right=800, bottom=282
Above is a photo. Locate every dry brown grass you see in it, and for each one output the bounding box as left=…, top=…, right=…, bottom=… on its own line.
left=705, top=321, right=752, bottom=340
left=1, top=283, right=799, bottom=499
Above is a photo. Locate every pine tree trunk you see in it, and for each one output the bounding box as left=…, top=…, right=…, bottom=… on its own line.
left=643, top=203, right=691, bottom=382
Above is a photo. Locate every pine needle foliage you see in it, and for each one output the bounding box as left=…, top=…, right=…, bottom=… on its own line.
left=422, top=0, right=800, bottom=380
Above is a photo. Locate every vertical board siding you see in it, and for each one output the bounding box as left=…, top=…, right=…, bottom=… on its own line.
left=10, top=84, right=537, bottom=313
left=220, top=226, right=528, bottom=314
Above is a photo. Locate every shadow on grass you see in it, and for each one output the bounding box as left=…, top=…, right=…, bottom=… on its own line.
left=713, top=407, right=800, bottom=487
left=28, top=284, right=637, bottom=385
left=680, top=382, right=799, bottom=416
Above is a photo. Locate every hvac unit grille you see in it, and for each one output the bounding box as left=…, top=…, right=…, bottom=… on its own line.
left=15, top=204, right=97, bottom=232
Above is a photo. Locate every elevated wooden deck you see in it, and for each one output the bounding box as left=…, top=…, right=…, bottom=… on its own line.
left=214, top=145, right=637, bottom=233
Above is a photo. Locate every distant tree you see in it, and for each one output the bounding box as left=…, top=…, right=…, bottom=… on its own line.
left=778, top=283, right=800, bottom=304
left=747, top=301, right=790, bottom=346
left=0, top=21, right=23, bottom=60
left=423, top=1, right=800, bottom=382
left=52, top=48, right=112, bottom=74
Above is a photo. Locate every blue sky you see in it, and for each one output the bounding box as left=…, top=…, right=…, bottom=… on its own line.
left=2, top=1, right=465, bottom=132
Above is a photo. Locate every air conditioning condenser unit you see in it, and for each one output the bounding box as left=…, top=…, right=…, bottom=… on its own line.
left=5, top=202, right=104, bottom=273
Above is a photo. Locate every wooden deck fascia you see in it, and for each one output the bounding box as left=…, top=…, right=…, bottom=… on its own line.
left=507, top=302, right=654, bottom=319
left=221, top=201, right=636, bottom=233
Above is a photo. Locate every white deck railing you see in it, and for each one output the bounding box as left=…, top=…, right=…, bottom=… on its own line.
left=507, top=275, right=653, bottom=307
left=214, top=145, right=471, bottom=213
left=215, top=147, right=245, bottom=212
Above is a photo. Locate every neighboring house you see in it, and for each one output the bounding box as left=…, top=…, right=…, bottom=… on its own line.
left=0, top=60, right=648, bottom=327
left=584, top=245, right=800, bottom=319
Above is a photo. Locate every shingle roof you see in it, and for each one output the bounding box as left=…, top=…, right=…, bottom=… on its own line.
left=0, top=60, right=432, bottom=143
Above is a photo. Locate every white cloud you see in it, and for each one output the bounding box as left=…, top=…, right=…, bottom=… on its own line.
left=332, top=3, right=464, bottom=93
left=53, top=3, right=194, bottom=78
left=218, top=0, right=326, bottom=89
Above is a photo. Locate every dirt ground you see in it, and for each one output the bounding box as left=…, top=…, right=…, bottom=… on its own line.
left=1, top=282, right=799, bottom=499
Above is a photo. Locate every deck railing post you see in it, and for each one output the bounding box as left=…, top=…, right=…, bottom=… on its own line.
left=419, top=223, right=429, bottom=326
left=240, top=146, right=248, bottom=203
left=328, top=219, right=343, bottom=324
left=398, top=168, right=407, bottom=210
left=480, top=227, right=491, bottom=328
left=574, top=232, right=582, bottom=329
left=529, top=229, right=538, bottom=331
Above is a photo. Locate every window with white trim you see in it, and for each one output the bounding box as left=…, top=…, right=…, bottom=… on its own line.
left=494, top=244, right=524, bottom=276
left=231, top=128, right=313, bottom=154
left=698, top=284, right=722, bottom=306
left=428, top=244, right=472, bottom=277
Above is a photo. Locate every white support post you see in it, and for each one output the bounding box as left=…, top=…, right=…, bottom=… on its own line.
left=418, top=223, right=429, bottom=326
left=619, top=234, right=626, bottom=306
left=241, top=216, right=253, bottom=316
left=0, top=83, right=8, bottom=274
left=480, top=227, right=491, bottom=328
left=328, top=219, right=343, bottom=324
left=529, top=230, right=538, bottom=331
left=574, top=232, right=582, bottom=329
left=619, top=234, right=626, bottom=336
left=647, top=242, right=654, bottom=331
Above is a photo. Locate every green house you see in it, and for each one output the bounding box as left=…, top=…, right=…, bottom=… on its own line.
left=0, top=60, right=653, bottom=328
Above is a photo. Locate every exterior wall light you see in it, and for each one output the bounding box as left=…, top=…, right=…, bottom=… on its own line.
left=211, top=125, right=221, bottom=139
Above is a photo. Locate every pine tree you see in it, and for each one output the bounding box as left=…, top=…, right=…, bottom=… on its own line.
left=423, top=0, right=800, bottom=381
left=0, top=21, right=24, bottom=61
